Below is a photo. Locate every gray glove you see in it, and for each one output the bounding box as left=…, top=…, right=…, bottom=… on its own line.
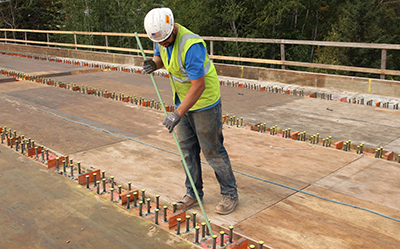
left=142, top=59, right=157, bottom=74
left=163, top=110, right=182, bottom=133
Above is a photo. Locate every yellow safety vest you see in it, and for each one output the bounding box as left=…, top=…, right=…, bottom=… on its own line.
left=158, top=24, right=220, bottom=111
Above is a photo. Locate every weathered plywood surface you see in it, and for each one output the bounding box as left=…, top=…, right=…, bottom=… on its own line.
left=234, top=185, right=400, bottom=249
left=0, top=96, right=126, bottom=155
left=0, top=147, right=196, bottom=249
left=315, top=156, right=400, bottom=211
left=1, top=52, right=400, bottom=249
left=222, top=127, right=361, bottom=185
left=68, top=119, right=364, bottom=229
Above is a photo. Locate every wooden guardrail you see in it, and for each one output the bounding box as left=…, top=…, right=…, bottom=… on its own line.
left=1, top=28, right=400, bottom=79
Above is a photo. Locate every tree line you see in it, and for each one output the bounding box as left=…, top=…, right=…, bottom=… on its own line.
left=1, top=0, right=399, bottom=79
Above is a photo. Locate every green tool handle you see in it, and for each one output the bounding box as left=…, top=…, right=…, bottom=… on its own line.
left=134, top=33, right=214, bottom=236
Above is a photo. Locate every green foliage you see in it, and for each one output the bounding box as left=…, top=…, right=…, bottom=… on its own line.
left=60, top=0, right=165, bottom=51
left=1, top=0, right=399, bottom=79
left=313, top=0, right=400, bottom=78
left=0, top=0, right=63, bottom=40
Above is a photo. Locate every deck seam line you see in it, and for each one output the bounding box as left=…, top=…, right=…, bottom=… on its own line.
left=312, top=156, right=363, bottom=185
left=234, top=183, right=312, bottom=226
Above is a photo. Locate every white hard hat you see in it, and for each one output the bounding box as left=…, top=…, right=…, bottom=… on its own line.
left=144, top=7, right=174, bottom=43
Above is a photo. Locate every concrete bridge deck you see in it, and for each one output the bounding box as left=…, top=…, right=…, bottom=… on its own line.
left=0, top=53, right=399, bottom=248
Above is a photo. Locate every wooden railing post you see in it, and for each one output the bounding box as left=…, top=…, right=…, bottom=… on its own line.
left=4, top=31, right=6, bottom=43
left=280, top=43, right=285, bottom=69
left=24, top=32, right=27, bottom=45
left=381, top=49, right=387, bottom=80
left=47, top=33, right=50, bottom=47
left=105, top=35, right=109, bottom=53
left=74, top=33, right=77, bottom=50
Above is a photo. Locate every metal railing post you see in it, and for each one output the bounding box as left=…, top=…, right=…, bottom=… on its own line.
left=4, top=31, right=6, bottom=43
left=47, top=33, right=50, bottom=47
left=24, top=32, right=27, bottom=45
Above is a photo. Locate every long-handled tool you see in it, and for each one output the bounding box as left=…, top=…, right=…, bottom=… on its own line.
left=134, top=33, right=214, bottom=236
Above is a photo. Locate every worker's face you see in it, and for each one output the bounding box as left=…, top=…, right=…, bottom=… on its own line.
left=159, top=31, right=175, bottom=47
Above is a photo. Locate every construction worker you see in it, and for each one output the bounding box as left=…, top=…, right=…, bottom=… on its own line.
left=142, top=7, right=238, bottom=215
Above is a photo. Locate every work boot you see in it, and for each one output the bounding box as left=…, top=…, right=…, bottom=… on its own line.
left=215, top=196, right=238, bottom=215
left=175, top=195, right=198, bottom=210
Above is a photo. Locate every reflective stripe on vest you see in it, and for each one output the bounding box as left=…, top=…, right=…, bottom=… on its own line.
left=167, top=33, right=211, bottom=83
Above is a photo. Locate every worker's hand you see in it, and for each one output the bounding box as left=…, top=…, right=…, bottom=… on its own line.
left=142, top=59, right=157, bottom=74
left=163, top=110, right=182, bottom=133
